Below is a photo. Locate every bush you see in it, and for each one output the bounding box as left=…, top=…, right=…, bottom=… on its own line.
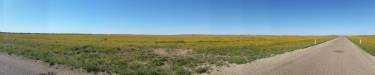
left=228, top=57, right=247, bottom=64
left=195, top=66, right=210, bottom=73
left=152, top=57, right=168, bottom=66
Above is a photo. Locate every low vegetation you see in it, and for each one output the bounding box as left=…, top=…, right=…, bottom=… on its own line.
left=0, top=33, right=334, bottom=75
left=349, top=36, right=375, bottom=55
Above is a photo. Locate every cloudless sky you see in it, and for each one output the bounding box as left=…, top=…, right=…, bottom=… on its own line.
left=1, top=0, right=375, bottom=35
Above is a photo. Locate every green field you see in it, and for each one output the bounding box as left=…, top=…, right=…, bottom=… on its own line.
left=349, top=36, right=375, bottom=55
left=0, top=33, right=334, bottom=75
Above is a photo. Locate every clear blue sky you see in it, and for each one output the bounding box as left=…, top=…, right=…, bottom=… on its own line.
left=1, top=0, right=375, bottom=35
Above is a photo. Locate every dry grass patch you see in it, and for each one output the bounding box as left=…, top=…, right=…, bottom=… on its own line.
left=153, top=48, right=193, bottom=56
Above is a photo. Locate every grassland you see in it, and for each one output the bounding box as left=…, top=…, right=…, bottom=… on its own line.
left=349, top=36, right=375, bottom=55
left=0, top=33, right=334, bottom=75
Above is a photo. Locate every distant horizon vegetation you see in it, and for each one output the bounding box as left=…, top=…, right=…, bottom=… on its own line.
left=0, top=31, right=350, bottom=36
left=0, top=32, right=370, bottom=36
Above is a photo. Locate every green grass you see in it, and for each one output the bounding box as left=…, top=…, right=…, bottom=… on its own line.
left=0, top=33, right=335, bottom=75
left=349, top=36, right=375, bottom=55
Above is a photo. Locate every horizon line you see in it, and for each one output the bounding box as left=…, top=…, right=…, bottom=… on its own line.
left=0, top=32, right=369, bottom=36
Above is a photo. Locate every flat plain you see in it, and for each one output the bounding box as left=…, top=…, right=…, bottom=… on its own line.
left=0, top=33, right=334, bottom=75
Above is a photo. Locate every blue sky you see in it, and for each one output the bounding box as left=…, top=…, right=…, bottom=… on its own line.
left=1, top=0, right=375, bottom=35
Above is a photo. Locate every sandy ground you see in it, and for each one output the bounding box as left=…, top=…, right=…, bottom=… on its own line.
left=0, top=53, right=94, bottom=75
left=207, top=37, right=375, bottom=75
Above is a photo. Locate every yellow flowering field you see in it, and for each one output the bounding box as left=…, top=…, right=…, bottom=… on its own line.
left=0, top=33, right=334, bottom=75
left=349, top=36, right=375, bottom=55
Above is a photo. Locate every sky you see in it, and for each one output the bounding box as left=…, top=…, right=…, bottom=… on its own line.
left=1, top=0, right=375, bottom=35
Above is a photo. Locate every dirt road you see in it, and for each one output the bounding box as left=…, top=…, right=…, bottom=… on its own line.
left=0, top=53, right=93, bottom=75
left=209, top=37, right=375, bottom=75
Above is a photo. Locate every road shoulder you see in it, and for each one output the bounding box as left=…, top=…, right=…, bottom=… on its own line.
left=0, top=52, right=94, bottom=75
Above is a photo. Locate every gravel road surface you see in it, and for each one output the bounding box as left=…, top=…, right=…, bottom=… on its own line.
left=208, top=37, right=375, bottom=75
left=0, top=53, right=93, bottom=75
